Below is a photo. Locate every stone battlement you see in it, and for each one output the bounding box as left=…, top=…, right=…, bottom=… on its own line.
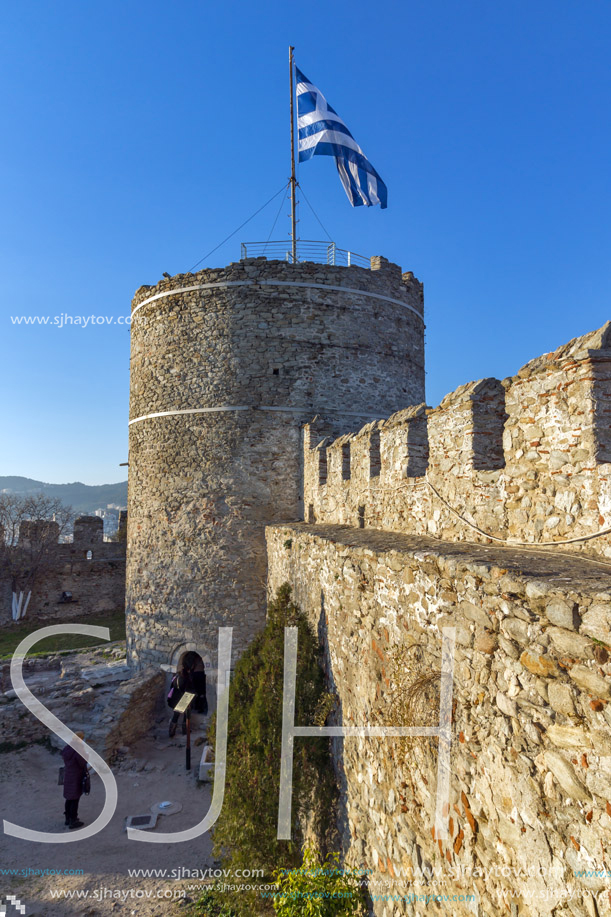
left=132, top=256, right=424, bottom=315
left=18, top=515, right=107, bottom=548
left=304, top=321, right=611, bottom=557
left=124, top=247, right=611, bottom=915
left=1, top=516, right=126, bottom=624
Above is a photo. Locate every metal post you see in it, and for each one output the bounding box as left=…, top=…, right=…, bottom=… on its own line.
left=186, top=706, right=191, bottom=771
left=289, top=46, right=297, bottom=264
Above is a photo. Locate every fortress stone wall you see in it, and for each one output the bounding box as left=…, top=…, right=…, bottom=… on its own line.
left=267, top=524, right=611, bottom=917
left=126, top=256, right=425, bottom=669
left=303, top=322, right=611, bottom=558
left=266, top=321, right=611, bottom=917
left=0, top=515, right=125, bottom=625
left=125, top=250, right=611, bottom=914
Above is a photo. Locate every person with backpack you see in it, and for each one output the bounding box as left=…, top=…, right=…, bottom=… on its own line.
left=168, top=652, right=207, bottom=737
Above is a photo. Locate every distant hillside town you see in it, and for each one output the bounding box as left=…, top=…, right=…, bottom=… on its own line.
left=0, top=476, right=127, bottom=531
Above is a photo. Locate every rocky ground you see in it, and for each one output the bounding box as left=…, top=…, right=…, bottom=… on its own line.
left=0, top=645, right=220, bottom=917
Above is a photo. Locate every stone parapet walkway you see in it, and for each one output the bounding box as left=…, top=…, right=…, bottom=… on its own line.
left=266, top=522, right=611, bottom=917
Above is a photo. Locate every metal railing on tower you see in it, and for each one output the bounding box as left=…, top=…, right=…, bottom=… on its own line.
left=240, top=240, right=371, bottom=269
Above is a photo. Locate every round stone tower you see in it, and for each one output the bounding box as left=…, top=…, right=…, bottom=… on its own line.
left=126, top=255, right=425, bottom=669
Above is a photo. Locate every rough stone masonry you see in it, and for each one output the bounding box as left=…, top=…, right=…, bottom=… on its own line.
left=302, top=321, right=611, bottom=559
left=267, top=320, right=611, bottom=916
left=126, top=250, right=611, bottom=915
left=126, top=256, right=424, bottom=670
left=0, top=515, right=125, bottom=625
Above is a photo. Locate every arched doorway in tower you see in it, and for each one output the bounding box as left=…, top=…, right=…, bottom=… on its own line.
left=167, top=642, right=216, bottom=723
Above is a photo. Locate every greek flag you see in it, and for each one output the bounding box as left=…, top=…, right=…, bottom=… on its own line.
left=296, top=67, right=387, bottom=209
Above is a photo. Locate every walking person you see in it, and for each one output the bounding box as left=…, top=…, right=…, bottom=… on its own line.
left=168, top=657, right=192, bottom=737
left=168, top=652, right=207, bottom=736
left=61, top=731, right=88, bottom=829
left=191, top=655, right=208, bottom=715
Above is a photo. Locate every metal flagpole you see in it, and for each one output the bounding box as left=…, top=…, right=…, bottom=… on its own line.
left=289, top=45, right=297, bottom=263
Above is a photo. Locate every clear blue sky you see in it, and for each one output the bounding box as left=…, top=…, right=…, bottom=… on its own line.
left=2, top=0, right=609, bottom=485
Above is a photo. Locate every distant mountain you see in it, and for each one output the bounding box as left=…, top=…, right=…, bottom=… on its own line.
left=0, top=477, right=128, bottom=514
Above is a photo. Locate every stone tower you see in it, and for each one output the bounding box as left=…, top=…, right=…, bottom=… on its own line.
left=125, top=255, right=425, bottom=669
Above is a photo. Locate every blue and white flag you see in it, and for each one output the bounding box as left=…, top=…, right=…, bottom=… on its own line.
left=296, top=67, right=387, bottom=209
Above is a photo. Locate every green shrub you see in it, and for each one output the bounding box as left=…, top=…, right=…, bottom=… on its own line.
left=189, top=887, right=239, bottom=916
left=206, top=584, right=336, bottom=915
left=272, top=846, right=367, bottom=916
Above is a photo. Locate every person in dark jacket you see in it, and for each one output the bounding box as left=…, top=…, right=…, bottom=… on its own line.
left=168, top=667, right=189, bottom=737
left=169, top=653, right=208, bottom=736
left=61, top=731, right=88, bottom=829
left=191, top=654, right=208, bottom=715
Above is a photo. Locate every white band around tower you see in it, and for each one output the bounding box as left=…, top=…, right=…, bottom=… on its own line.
left=128, top=406, right=250, bottom=425
left=131, top=279, right=425, bottom=322
left=128, top=405, right=383, bottom=426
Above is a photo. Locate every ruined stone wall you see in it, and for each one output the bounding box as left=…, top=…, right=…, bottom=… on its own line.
left=267, top=523, right=611, bottom=917
left=0, top=655, right=162, bottom=763
left=304, top=322, right=611, bottom=559
left=0, top=516, right=126, bottom=626
left=101, top=669, right=164, bottom=759
left=126, top=257, right=425, bottom=669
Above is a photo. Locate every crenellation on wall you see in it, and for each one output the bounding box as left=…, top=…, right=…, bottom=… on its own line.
left=125, top=244, right=611, bottom=913
left=500, top=323, right=611, bottom=550
left=303, top=415, right=337, bottom=453
left=593, top=363, right=611, bottom=465
left=370, top=255, right=402, bottom=280
left=18, top=520, right=60, bottom=548
left=316, top=439, right=330, bottom=486
left=401, top=269, right=424, bottom=303
left=73, top=515, right=104, bottom=546
left=0, top=517, right=126, bottom=624
left=427, top=377, right=507, bottom=474
left=132, top=257, right=425, bottom=322
left=400, top=404, right=429, bottom=477
left=304, top=321, right=611, bottom=557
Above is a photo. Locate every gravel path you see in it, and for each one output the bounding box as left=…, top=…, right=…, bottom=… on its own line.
left=0, top=714, right=216, bottom=916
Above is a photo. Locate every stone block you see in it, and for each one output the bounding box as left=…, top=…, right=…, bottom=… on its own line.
left=496, top=692, right=518, bottom=718
left=502, top=617, right=530, bottom=643
left=474, top=631, right=498, bottom=654
left=82, top=664, right=131, bottom=684
left=546, top=725, right=588, bottom=749
left=546, top=627, right=591, bottom=658
left=547, top=683, right=576, bottom=717
left=586, top=769, right=611, bottom=800
left=543, top=750, right=591, bottom=802
left=569, top=665, right=610, bottom=698
left=461, top=601, right=496, bottom=631
left=198, top=744, right=214, bottom=782
left=520, top=650, right=559, bottom=678
left=581, top=604, right=611, bottom=644
left=545, top=599, right=581, bottom=631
